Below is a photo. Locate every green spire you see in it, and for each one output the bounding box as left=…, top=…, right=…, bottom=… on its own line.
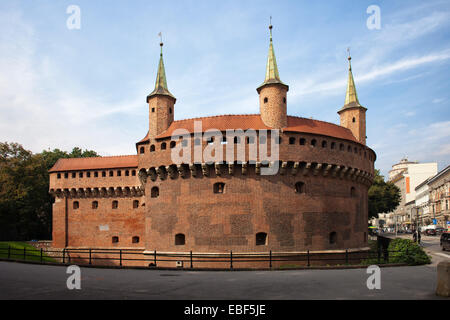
left=257, top=22, right=288, bottom=93
left=344, top=56, right=360, bottom=106
left=147, top=41, right=175, bottom=102
left=339, top=51, right=365, bottom=112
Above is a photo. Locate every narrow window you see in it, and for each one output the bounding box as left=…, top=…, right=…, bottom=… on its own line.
left=175, top=234, right=185, bottom=245
left=112, top=200, right=118, bottom=209
left=295, top=182, right=305, bottom=194
left=109, top=171, right=114, bottom=177
left=102, top=171, right=106, bottom=177
left=322, top=140, right=327, bottom=148
left=73, top=201, right=79, bottom=209
left=112, top=236, right=119, bottom=243
left=57, top=173, right=61, bottom=179
left=92, top=201, right=98, bottom=209
left=256, top=232, right=268, bottom=246
left=150, top=145, right=155, bottom=152
left=329, top=232, right=337, bottom=244
left=87, top=172, right=91, bottom=178
left=64, top=172, right=68, bottom=179
left=152, top=108, right=155, bottom=112
left=283, top=97, right=286, bottom=104
left=133, top=200, right=139, bottom=209
left=140, top=146, right=145, bottom=154
left=351, top=187, right=356, bottom=197
left=214, top=182, right=225, bottom=194
left=354, top=147, right=358, bottom=154
left=348, top=146, right=352, bottom=152
left=132, top=236, right=140, bottom=244
left=169, top=108, right=172, bottom=114
left=161, top=142, right=167, bottom=150
left=311, top=139, right=317, bottom=147
left=352, top=117, right=356, bottom=123
left=264, top=97, right=268, bottom=103
left=276, top=136, right=282, bottom=144
left=117, top=170, right=121, bottom=176
left=131, top=170, right=136, bottom=176
left=72, top=172, right=76, bottom=178
left=340, top=144, right=344, bottom=151
left=125, top=170, right=129, bottom=176
left=170, top=141, right=176, bottom=148
left=289, top=137, right=295, bottom=145
left=151, top=186, right=159, bottom=198
left=299, top=138, right=306, bottom=145
left=331, top=142, right=336, bottom=149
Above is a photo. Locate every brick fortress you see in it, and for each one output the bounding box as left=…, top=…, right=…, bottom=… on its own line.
left=49, top=25, right=376, bottom=266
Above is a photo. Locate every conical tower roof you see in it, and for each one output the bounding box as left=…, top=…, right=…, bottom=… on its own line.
left=147, top=42, right=176, bottom=102
left=257, top=23, right=288, bottom=93
left=339, top=55, right=365, bottom=112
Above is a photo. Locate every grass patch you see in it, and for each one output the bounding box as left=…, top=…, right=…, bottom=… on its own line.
left=0, top=242, right=55, bottom=262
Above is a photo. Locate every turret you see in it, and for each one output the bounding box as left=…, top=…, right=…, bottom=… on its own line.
left=257, top=23, right=289, bottom=129
left=338, top=52, right=367, bottom=145
left=147, top=41, right=176, bottom=138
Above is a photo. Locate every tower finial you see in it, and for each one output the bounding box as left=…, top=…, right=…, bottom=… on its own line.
left=158, top=32, right=163, bottom=55
left=347, top=47, right=352, bottom=70
left=269, top=16, right=273, bottom=41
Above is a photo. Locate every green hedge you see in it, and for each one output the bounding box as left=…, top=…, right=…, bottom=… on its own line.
left=387, top=238, right=431, bottom=265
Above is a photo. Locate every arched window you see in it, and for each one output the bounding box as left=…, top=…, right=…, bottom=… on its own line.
left=352, top=117, right=356, bottom=123
left=264, top=97, right=268, bottom=103
left=102, top=171, right=106, bottom=177
left=112, top=236, right=119, bottom=243
left=117, top=170, right=121, bottom=176
left=72, top=172, right=76, bottom=178
left=340, top=144, right=344, bottom=151
left=256, top=232, right=268, bottom=246
left=125, top=170, right=129, bottom=176
left=351, top=187, right=356, bottom=197
left=73, top=201, right=79, bottom=209
left=354, top=147, right=358, bottom=154
left=139, top=146, right=145, bottom=154
left=311, top=139, right=317, bottom=147
left=150, top=145, right=155, bottom=152
left=347, top=146, right=352, bottom=152
left=299, top=138, right=306, bottom=145
left=112, top=200, right=118, bottom=209
left=322, top=140, right=327, bottom=148
left=175, top=234, right=185, bottom=246
left=79, top=172, right=83, bottom=178
left=329, top=232, right=337, bottom=244
left=132, top=236, right=140, bottom=244
left=161, top=142, right=167, bottom=150
left=170, top=141, right=176, bottom=148
left=92, top=201, right=98, bottom=209
left=214, top=182, right=225, bottom=194
left=133, top=200, right=139, bottom=209
left=109, top=171, right=114, bottom=177
left=331, top=142, right=336, bottom=149
left=151, top=186, right=159, bottom=198
left=64, top=172, right=68, bottom=179
left=57, top=173, right=61, bottom=179
left=131, top=170, right=136, bottom=176
left=289, top=137, right=296, bottom=145
left=295, top=182, right=305, bottom=194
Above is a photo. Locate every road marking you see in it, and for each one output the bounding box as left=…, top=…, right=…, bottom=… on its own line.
left=428, top=252, right=450, bottom=259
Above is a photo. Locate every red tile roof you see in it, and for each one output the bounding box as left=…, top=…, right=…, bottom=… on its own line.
left=48, top=155, right=138, bottom=173
left=137, top=114, right=357, bottom=142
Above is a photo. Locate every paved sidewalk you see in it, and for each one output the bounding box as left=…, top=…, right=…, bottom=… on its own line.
left=0, top=261, right=447, bottom=300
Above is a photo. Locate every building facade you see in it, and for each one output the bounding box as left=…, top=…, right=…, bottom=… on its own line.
left=386, top=159, right=437, bottom=230
left=428, top=165, right=450, bottom=229
left=49, top=25, right=376, bottom=263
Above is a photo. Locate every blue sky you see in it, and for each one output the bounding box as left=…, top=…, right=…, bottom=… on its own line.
left=0, top=0, right=449, bottom=178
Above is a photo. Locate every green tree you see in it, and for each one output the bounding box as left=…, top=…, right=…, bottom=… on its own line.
left=368, top=169, right=401, bottom=219
left=0, top=142, right=99, bottom=241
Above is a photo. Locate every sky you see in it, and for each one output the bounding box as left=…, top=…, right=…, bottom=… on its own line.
left=0, top=0, right=449, bottom=178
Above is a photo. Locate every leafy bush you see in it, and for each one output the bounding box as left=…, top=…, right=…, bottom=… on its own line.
left=387, top=238, right=431, bottom=265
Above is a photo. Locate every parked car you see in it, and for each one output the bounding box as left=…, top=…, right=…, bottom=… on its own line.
left=435, top=227, right=446, bottom=235
left=440, top=233, right=450, bottom=251
left=425, top=229, right=437, bottom=236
